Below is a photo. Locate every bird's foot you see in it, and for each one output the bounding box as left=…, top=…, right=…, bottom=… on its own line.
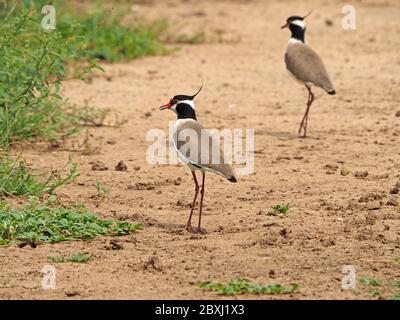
left=186, top=225, right=207, bottom=234
left=186, top=224, right=195, bottom=233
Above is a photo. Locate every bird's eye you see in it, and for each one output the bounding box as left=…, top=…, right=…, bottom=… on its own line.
left=170, top=99, right=176, bottom=105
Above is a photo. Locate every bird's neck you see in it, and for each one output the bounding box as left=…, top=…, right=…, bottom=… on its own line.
left=289, top=24, right=306, bottom=43
left=176, top=102, right=197, bottom=120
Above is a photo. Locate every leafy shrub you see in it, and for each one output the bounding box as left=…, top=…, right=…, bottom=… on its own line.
left=0, top=4, right=99, bottom=148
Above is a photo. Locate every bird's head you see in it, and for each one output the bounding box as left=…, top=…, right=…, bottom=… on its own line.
left=159, top=85, right=203, bottom=119
left=281, top=10, right=314, bottom=31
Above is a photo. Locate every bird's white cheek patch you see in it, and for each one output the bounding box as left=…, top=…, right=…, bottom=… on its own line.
left=291, top=19, right=306, bottom=29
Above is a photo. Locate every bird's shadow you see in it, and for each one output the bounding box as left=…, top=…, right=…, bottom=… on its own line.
left=146, top=220, right=188, bottom=234
left=255, top=129, right=319, bottom=140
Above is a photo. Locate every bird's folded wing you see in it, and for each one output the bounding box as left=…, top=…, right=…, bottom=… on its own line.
left=173, top=119, right=235, bottom=179
left=285, top=43, right=334, bottom=92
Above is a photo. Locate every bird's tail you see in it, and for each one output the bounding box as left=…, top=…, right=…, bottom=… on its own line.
left=228, top=176, right=237, bottom=183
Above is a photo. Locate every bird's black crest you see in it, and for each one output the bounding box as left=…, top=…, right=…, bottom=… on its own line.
left=173, top=94, right=193, bottom=101
left=287, top=15, right=304, bottom=22
left=173, top=84, right=203, bottom=102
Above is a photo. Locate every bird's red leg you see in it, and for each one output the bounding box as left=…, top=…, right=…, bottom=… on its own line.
left=303, top=89, right=314, bottom=137
left=186, top=171, right=199, bottom=233
left=197, top=172, right=206, bottom=234
left=298, top=85, right=314, bottom=137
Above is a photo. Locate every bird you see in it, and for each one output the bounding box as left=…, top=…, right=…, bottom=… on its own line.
left=281, top=10, right=336, bottom=137
left=159, top=85, right=237, bottom=233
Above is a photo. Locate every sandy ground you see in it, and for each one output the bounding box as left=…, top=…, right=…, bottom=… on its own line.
left=1, top=0, right=400, bottom=300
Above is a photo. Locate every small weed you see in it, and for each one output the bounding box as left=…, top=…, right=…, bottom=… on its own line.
left=94, top=180, right=111, bottom=200
left=360, top=276, right=380, bottom=287
left=391, top=292, right=400, bottom=300
left=198, top=278, right=299, bottom=296
left=48, top=252, right=92, bottom=263
left=80, top=130, right=102, bottom=156
left=272, top=203, right=290, bottom=214
left=369, top=289, right=382, bottom=298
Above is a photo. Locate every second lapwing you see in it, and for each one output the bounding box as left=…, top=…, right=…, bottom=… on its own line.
left=281, top=11, right=336, bottom=137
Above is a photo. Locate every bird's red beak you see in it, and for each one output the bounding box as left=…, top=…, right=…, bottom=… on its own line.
left=281, top=22, right=288, bottom=29
left=159, top=103, right=172, bottom=110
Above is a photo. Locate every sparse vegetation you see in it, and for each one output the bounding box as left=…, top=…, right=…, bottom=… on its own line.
left=0, top=0, right=167, bottom=149
left=0, top=196, right=140, bottom=245
left=94, top=180, right=111, bottom=200
left=272, top=203, right=290, bottom=214
left=359, top=276, right=400, bottom=299
left=198, top=278, right=299, bottom=295
left=360, top=276, right=380, bottom=287
left=0, top=157, right=79, bottom=197
left=48, top=252, right=93, bottom=263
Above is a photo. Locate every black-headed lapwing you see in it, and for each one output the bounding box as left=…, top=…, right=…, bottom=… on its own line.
left=281, top=11, right=336, bottom=137
left=159, top=86, right=237, bottom=233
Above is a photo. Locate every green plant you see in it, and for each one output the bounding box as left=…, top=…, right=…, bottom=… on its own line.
left=49, top=1, right=166, bottom=62
left=360, top=276, right=380, bottom=287
left=369, top=289, right=382, bottom=298
left=391, top=292, right=400, bottom=300
left=198, top=278, right=299, bottom=296
left=0, top=156, right=79, bottom=197
left=272, top=203, right=290, bottom=214
left=94, top=180, right=111, bottom=200
left=0, top=196, right=140, bottom=245
left=0, top=3, right=100, bottom=149
left=48, top=252, right=93, bottom=263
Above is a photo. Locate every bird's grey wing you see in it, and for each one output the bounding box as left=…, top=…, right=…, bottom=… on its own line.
left=173, top=120, right=235, bottom=180
left=285, top=43, right=335, bottom=93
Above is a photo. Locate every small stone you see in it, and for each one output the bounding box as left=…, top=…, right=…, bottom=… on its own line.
left=106, top=139, right=116, bottom=145
left=390, top=186, right=400, bottom=194
left=173, top=177, right=182, bottom=186
left=268, top=269, right=276, bottom=278
left=387, top=198, right=399, bottom=206
left=143, top=256, right=162, bottom=271
left=91, top=161, right=108, bottom=171
left=321, top=237, right=335, bottom=247
left=325, top=19, right=333, bottom=26
left=105, top=240, right=124, bottom=250
left=354, top=171, right=368, bottom=179
left=144, top=112, right=152, bottom=118
left=115, top=160, right=128, bottom=171
left=395, top=111, right=400, bottom=117
left=358, top=193, right=383, bottom=203
left=325, top=164, right=339, bottom=173
left=340, top=167, right=350, bottom=176
left=65, top=291, right=79, bottom=297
